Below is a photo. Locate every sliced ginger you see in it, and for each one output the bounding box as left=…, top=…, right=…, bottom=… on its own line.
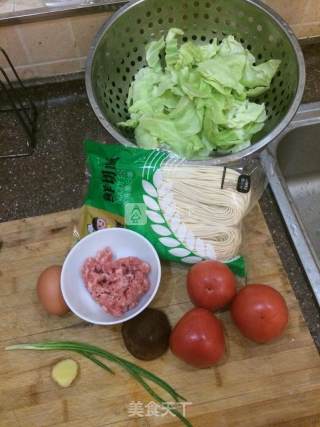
left=51, top=359, right=79, bottom=388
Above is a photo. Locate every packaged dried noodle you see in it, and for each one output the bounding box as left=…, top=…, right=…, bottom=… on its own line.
left=76, top=140, right=266, bottom=276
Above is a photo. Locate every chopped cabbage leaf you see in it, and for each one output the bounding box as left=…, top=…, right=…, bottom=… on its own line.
left=119, top=28, right=280, bottom=159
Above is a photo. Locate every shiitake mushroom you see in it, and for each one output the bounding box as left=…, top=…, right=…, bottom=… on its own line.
left=121, top=308, right=171, bottom=361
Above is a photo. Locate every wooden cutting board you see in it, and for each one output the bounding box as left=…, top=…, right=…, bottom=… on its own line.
left=0, top=206, right=319, bottom=427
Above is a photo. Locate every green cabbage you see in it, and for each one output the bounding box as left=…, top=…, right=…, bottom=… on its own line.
left=119, top=28, right=280, bottom=159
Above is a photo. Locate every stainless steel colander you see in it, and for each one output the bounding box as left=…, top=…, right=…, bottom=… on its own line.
left=85, top=0, right=305, bottom=164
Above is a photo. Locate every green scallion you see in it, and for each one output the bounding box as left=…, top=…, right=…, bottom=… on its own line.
left=6, top=341, right=192, bottom=427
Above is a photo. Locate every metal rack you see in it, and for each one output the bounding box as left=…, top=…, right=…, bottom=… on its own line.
left=0, top=47, right=37, bottom=158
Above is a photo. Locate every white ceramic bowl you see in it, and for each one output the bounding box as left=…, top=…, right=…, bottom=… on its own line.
left=61, top=228, right=161, bottom=325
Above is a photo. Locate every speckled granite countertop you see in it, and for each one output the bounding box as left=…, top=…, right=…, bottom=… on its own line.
left=0, top=44, right=319, bottom=348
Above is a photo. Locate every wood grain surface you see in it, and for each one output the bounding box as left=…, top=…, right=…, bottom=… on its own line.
left=0, top=206, right=319, bottom=427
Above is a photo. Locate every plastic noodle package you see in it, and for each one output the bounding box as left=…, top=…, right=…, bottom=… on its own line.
left=157, top=165, right=250, bottom=261
left=75, top=140, right=267, bottom=276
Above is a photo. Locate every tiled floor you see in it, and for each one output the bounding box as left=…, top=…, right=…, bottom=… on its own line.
left=0, top=10, right=110, bottom=80
left=0, top=0, right=14, bottom=13
left=0, top=0, right=93, bottom=14
left=0, top=0, right=44, bottom=13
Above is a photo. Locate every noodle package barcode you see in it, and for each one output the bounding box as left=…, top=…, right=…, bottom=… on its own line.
left=81, top=140, right=255, bottom=276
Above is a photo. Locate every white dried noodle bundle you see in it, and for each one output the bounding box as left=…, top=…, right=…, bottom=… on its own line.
left=157, top=166, right=251, bottom=261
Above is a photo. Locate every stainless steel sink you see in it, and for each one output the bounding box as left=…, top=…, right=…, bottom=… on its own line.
left=262, top=102, right=320, bottom=305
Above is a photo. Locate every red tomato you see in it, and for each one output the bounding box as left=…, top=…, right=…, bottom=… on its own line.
left=231, top=284, right=288, bottom=343
left=170, top=308, right=225, bottom=368
left=187, top=260, right=237, bottom=311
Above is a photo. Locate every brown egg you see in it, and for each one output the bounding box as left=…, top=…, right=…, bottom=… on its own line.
left=37, top=266, right=70, bottom=316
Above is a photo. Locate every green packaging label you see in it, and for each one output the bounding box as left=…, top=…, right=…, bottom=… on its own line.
left=84, top=140, right=245, bottom=276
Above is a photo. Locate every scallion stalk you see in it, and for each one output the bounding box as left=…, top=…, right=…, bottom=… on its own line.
left=6, top=341, right=192, bottom=427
